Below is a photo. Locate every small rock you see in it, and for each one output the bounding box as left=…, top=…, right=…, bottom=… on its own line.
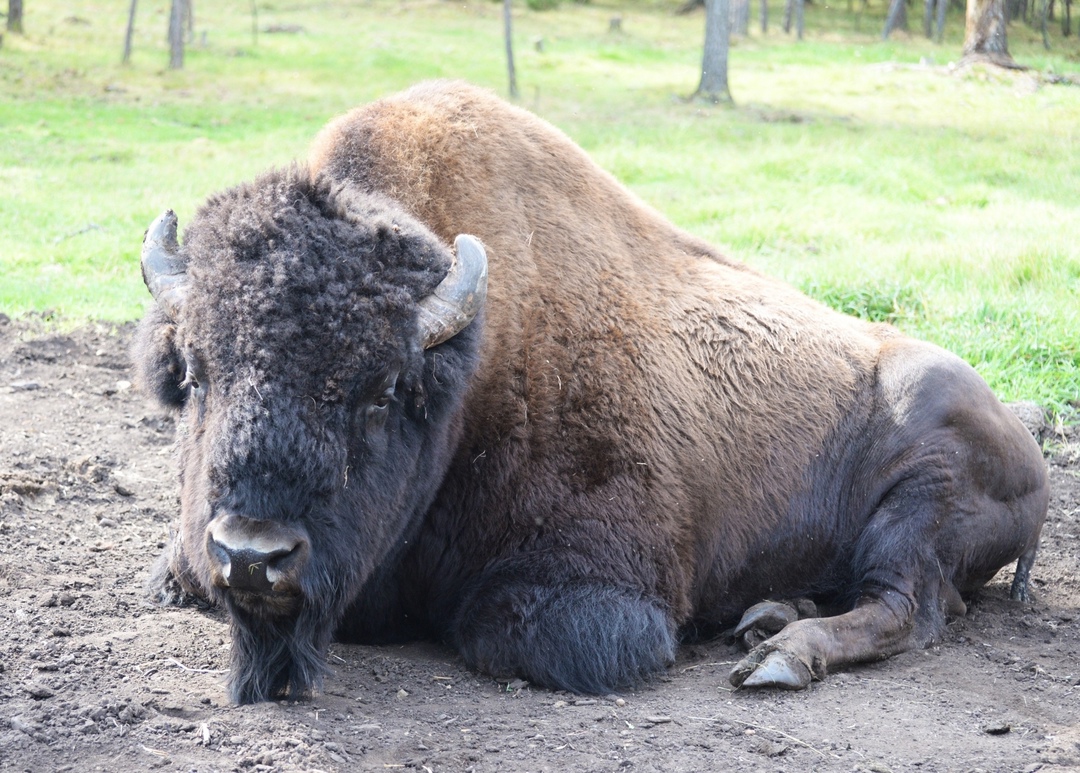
left=396, top=688, right=409, bottom=699
left=25, top=683, right=55, bottom=700
left=859, top=763, right=893, bottom=773
left=78, top=719, right=100, bottom=735
left=10, top=716, right=39, bottom=736
left=752, top=738, right=788, bottom=757
left=984, top=721, right=1011, bottom=735
left=10, top=381, right=41, bottom=391
left=614, top=698, right=626, bottom=707
left=50, top=627, right=72, bottom=637
left=114, top=483, right=134, bottom=497
left=644, top=715, right=672, bottom=725
left=98, top=518, right=119, bottom=528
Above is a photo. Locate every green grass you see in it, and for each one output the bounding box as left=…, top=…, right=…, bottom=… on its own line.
left=1, top=0, right=1079, bottom=414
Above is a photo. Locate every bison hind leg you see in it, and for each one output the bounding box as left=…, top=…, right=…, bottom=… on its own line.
left=451, top=571, right=676, bottom=694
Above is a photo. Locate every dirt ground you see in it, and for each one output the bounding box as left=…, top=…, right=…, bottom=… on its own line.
left=0, top=315, right=1077, bottom=773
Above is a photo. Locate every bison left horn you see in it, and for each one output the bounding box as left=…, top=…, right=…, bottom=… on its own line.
left=417, top=234, right=488, bottom=349
left=141, top=209, right=189, bottom=320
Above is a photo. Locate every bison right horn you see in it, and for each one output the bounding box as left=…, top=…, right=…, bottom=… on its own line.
left=141, top=209, right=189, bottom=320
left=417, top=234, right=488, bottom=349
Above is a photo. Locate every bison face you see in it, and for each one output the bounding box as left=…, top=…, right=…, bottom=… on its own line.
left=133, top=170, right=485, bottom=703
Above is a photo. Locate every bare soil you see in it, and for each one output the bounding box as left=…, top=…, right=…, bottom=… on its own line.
left=1, top=317, right=1077, bottom=773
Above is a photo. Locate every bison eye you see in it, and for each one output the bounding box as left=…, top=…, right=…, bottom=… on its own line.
left=365, top=388, right=395, bottom=433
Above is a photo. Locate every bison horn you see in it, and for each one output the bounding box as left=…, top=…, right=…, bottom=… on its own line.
left=418, top=234, right=488, bottom=349
left=141, top=209, right=189, bottom=320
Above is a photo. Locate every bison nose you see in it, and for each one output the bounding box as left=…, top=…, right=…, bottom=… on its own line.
left=206, top=514, right=309, bottom=595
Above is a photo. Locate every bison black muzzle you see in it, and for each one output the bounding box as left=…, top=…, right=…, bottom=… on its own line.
left=206, top=513, right=309, bottom=600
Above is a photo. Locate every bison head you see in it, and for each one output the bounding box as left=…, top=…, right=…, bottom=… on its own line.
left=134, top=168, right=486, bottom=703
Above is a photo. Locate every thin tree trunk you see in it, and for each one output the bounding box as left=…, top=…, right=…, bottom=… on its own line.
left=795, top=0, right=805, bottom=38
left=168, top=0, right=184, bottom=69
left=783, top=0, right=793, bottom=32
left=1064, top=0, right=1071, bottom=35
left=694, top=0, right=733, bottom=103
left=1041, top=0, right=1051, bottom=45
left=503, top=0, right=518, bottom=99
left=961, top=0, right=1022, bottom=65
left=7, top=0, right=24, bottom=33
left=122, top=0, right=138, bottom=63
left=924, top=0, right=935, bottom=35
left=732, top=0, right=750, bottom=35
left=883, top=0, right=909, bottom=38
left=936, top=0, right=948, bottom=39
left=761, top=0, right=769, bottom=32
left=186, top=0, right=194, bottom=44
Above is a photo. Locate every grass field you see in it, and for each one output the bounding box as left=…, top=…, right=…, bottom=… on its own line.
left=2, top=0, right=1078, bottom=414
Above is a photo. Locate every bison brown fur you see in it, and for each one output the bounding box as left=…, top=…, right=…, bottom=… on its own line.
left=135, top=81, right=1048, bottom=703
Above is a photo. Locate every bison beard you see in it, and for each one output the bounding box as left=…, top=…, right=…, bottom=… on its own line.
left=226, top=603, right=331, bottom=703
left=135, top=81, right=1048, bottom=704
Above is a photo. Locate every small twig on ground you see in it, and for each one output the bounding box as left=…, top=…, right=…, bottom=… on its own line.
left=680, top=660, right=738, bottom=672
left=164, top=657, right=229, bottom=674
left=688, top=714, right=840, bottom=759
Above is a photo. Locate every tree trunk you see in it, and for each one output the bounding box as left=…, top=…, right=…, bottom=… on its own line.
left=168, top=0, right=184, bottom=69
left=693, top=0, right=733, bottom=104
left=7, top=0, right=24, bottom=34
left=883, top=0, right=909, bottom=38
left=783, top=0, right=793, bottom=32
left=732, top=0, right=750, bottom=35
left=760, top=0, right=768, bottom=32
left=503, top=0, right=518, bottom=99
left=1041, top=0, right=1051, bottom=45
left=961, top=0, right=1022, bottom=65
left=924, top=0, right=935, bottom=36
left=936, top=0, right=948, bottom=39
left=186, top=0, right=194, bottom=44
left=122, top=0, right=137, bottom=63
left=1064, top=0, right=1072, bottom=35
left=795, top=0, right=805, bottom=38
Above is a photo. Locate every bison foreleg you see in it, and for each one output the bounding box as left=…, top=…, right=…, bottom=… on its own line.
left=729, top=588, right=916, bottom=690
left=451, top=563, right=676, bottom=694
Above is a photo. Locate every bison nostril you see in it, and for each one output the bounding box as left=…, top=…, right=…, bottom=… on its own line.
left=206, top=514, right=309, bottom=594
left=210, top=542, right=298, bottom=592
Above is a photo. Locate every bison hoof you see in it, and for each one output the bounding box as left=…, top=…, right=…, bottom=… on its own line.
left=730, top=649, right=812, bottom=691
left=733, top=601, right=798, bottom=644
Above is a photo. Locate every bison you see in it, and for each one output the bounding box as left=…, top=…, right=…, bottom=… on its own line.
left=134, top=81, right=1048, bottom=704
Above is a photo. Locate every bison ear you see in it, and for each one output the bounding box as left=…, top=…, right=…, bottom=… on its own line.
left=417, top=234, right=488, bottom=349
left=132, top=304, right=188, bottom=409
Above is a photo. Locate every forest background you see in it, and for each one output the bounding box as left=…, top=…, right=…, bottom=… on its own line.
left=1, top=0, right=1078, bottom=418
